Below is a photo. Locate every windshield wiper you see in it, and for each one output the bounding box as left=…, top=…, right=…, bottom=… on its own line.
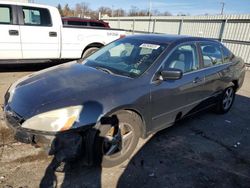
left=95, top=66, right=114, bottom=75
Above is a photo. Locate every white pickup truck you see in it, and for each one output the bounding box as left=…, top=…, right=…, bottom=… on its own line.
left=0, top=1, right=125, bottom=64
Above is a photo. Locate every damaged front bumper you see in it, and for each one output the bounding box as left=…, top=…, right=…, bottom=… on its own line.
left=4, top=105, right=55, bottom=150
left=3, top=105, right=93, bottom=163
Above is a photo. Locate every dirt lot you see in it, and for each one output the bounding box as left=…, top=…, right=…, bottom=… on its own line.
left=0, top=64, right=250, bottom=188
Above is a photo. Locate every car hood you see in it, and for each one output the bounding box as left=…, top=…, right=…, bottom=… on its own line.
left=7, top=62, right=130, bottom=119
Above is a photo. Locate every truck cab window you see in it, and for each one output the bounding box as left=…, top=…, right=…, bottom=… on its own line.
left=22, top=7, right=52, bottom=26
left=0, top=6, right=12, bottom=24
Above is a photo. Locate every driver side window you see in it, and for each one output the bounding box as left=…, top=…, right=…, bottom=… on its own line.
left=165, top=44, right=199, bottom=73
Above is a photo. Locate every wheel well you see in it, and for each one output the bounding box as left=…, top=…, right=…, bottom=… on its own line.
left=232, top=80, right=239, bottom=91
left=99, top=108, right=146, bottom=139
left=124, top=109, right=146, bottom=138
left=81, top=43, right=104, bottom=58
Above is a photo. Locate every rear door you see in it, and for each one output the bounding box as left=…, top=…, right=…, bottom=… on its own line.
left=18, top=6, right=60, bottom=59
left=0, top=4, right=22, bottom=59
left=199, top=42, right=229, bottom=99
left=150, top=42, right=207, bottom=132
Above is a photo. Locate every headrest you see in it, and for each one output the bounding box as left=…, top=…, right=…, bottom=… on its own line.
left=178, top=53, right=185, bottom=61
left=203, top=46, right=216, bottom=53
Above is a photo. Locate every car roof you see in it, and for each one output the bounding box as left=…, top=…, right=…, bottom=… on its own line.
left=126, top=34, right=218, bottom=44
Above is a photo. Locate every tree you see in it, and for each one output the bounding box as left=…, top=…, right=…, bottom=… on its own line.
left=162, top=11, right=172, bottom=16
left=62, top=4, right=74, bottom=17
left=177, top=12, right=190, bottom=16
left=138, top=9, right=148, bottom=16
left=128, top=6, right=139, bottom=16
left=98, top=6, right=112, bottom=17
left=75, top=2, right=91, bottom=18
left=113, top=9, right=126, bottom=17
left=57, top=4, right=63, bottom=16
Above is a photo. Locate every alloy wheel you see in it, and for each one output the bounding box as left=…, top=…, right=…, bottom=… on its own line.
left=102, top=122, right=134, bottom=158
left=223, top=87, right=234, bottom=110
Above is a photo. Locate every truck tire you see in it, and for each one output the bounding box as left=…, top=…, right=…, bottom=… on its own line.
left=93, top=110, right=142, bottom=168
left=81, top=47, right=99, bottom=59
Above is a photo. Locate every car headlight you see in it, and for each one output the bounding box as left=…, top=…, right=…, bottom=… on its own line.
left=21, top=106, right=83, bottom=132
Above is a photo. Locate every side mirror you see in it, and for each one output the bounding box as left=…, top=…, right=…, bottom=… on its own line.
left=160, top=68, right=183, bottom=81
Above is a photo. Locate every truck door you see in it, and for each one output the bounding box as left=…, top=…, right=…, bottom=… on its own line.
left=0, top=5, right=22, bottom=60
left=18, top=6, right=60, bottom=59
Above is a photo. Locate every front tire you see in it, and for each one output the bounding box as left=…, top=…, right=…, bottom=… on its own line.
left=215, top=86, right=235, bottom=114
left=94, top=111, right=142, bottom=168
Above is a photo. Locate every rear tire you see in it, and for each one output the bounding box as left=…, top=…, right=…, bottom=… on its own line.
left=215, top=86, right=235, bottom=114
left=93, top=111, right=142, bottom=168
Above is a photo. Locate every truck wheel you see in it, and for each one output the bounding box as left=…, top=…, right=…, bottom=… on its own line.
left=81, top=47, right=99, bottom=59
left=215, top=86, right=235, bottom=114
left=93, top=111, right=142, bottom=168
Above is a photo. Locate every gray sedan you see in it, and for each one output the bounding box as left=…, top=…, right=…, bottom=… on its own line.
left=4, top=35, right=246, bottom=168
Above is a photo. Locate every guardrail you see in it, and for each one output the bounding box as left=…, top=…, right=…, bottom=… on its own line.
left=103, top=15, right=250, bottom=64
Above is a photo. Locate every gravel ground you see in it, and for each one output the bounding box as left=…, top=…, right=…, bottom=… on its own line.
left=0, top=64, right=250, bottom=188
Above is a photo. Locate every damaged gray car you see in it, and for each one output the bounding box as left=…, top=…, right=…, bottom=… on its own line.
left=4, top=35, right=246, bottom=167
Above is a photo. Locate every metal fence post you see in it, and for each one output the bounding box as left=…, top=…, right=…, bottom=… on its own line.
left=220, top=19, right=228, bottom=42
left=133, top=19, right=135, bottom=34
left=148, top=17, right=151, bottom=33
left=178, top=19, right=183, bottom=35
left=153, top=19, right=156, bottom=33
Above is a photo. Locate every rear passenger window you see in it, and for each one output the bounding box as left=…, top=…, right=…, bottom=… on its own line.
left=200, top=43, right=223, bottom=67
left=22, top=7, right=52, bottom=26
left=222, top=45, right=233, bottom=63
left=166, top=44, right=199, bottom=73
left=0, top=6, right=12, bottom=24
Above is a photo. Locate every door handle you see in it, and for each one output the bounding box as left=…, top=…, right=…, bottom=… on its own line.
left=9, top=30, right=19, bottom=36
left=193, top=77, right=203, bottom=84
left=49, top=32, right=57, bottom=37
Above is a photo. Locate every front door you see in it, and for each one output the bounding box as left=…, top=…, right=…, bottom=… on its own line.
left=150, top=43, right=206, bottom=132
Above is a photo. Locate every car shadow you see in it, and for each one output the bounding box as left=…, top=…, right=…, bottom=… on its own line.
left=39, top=133, right=103, bottom=188
left=117, top=94, right=250, bottom=187
left=39, top=94, right=250, bottom=187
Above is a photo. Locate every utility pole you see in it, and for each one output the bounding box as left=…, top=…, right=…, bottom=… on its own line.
left=220, top=2, right=225, bottom=15
left=148, top=0, right=152, bottom=33
left=148, top=0, right=152, bottom=16
left=112, top=5, right=114, bottom=17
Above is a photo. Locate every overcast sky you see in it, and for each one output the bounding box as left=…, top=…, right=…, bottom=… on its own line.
left=35, top=0, right=250, bottom=15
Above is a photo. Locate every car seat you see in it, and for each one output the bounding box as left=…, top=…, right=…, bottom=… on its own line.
left=169, top=53, right=185, bottom=72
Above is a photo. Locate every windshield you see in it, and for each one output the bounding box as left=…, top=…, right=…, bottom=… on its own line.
left=84, top=38, right=168, bottom=78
